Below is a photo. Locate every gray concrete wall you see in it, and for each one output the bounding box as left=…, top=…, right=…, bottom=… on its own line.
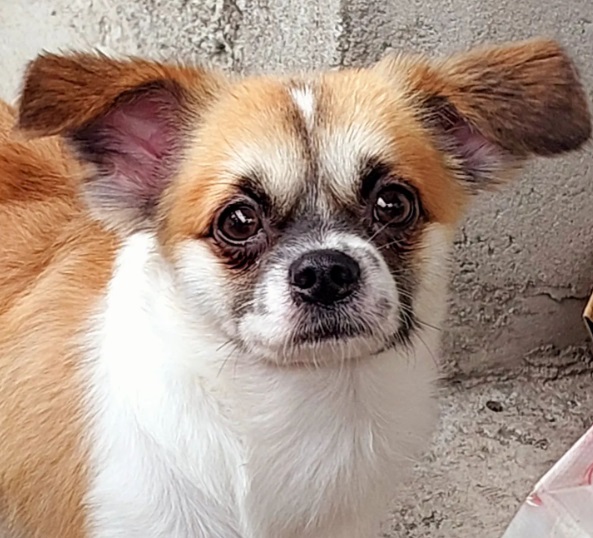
left=1, top=0, right=592, bottom=376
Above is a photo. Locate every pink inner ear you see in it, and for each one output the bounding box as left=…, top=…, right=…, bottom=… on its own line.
left=446, top=119, right=506, bottom=180
left=107, top=98, right=172, bottom=160
left=74, top=87, right=182, bottom=214
left=449, top=121, right=502, bottom=172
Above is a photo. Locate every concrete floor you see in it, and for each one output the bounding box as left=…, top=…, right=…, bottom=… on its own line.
left=381, top=345, right=593, bottom=538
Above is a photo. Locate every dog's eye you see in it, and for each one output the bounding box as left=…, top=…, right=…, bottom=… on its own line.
left=216, top=203, right=262, bottom=244
left=373, top=185, right=418, bottom=227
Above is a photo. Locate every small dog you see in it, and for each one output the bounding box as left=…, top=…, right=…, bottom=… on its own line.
left=0, top=38, right=590, bottom=538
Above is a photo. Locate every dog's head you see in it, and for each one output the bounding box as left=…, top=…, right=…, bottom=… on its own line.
left=18, top=40, right=591, bottom=366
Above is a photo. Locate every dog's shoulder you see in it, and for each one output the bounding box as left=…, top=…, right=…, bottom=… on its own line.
left=0, top=98, right=98, bottom=315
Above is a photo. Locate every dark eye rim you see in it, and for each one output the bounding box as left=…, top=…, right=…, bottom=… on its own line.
left=213, top=199, right=265, bottom=246
left=371, top=182, right=421, bottom=228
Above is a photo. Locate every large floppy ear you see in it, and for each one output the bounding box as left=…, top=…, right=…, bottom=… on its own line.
left=375, top=38, right=591, bottom=190
left=17, top=52, right=225, bottom=229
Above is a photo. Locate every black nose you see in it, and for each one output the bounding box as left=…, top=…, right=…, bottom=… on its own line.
left=289, top=249, right=361, bottom=305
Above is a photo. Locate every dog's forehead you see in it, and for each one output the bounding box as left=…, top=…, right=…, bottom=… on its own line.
left=200, top=71, right=399, bottom=210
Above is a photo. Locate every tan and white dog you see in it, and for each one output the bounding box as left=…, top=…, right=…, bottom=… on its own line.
left=0, top=39, right=590, bottom=538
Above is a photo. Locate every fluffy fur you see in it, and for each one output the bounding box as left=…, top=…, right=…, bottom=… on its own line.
left=0, top=38, right=590, bottom=538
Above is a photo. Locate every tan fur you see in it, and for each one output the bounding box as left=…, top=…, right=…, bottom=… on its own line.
left=159, top=77, right=304, bottom=248
left=0, top=106, right=82, bottom=315
left=0, top=38, right=590, bottom=536
left=0, top=227, right=118, bottom=538
left=0, top=102, right=17, bottom=141
left=375, top=38, right=591, bottom=157
left=317, top=68, right=468, bottom=224
left=0, top=106, right=119, bottom=537
left=18, top=53, right=227, bottom=138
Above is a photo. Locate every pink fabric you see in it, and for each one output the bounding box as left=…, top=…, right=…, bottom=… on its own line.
left=503, top=424, right=593, bottom=537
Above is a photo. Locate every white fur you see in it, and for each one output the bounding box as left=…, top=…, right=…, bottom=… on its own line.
left=318, top=122, right=393, bottom=196
left=290, top=85, right=316, bottom=130
left=84, top=229, right=447, bottom=538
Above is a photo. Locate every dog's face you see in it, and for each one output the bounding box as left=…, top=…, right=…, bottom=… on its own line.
left=17, top=40, right=590, bottom=365
left=164, top=73, right=460, bottom=365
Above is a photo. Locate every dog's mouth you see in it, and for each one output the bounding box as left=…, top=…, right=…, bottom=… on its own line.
left=289, top=317, right=374, bottom=345
left=234, top=283, right=413, bottom=367
left=250, top=309, right=413, bottom=367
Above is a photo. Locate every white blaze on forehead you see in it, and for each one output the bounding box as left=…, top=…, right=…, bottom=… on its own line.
left=290, top=85, right=316, bottom=130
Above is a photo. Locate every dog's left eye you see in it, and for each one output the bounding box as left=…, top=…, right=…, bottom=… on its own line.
left=216, top=203, right=262, bottom=244
left=372, top=184, right=418, bottom=228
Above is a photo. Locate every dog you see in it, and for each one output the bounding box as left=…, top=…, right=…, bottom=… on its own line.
left=0, top=38, right=590, bottom=538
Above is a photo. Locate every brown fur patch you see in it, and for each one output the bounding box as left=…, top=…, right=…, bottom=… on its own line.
left=158, top=76, right=308, bottom=249
left=0, top=226, right=118, bottom=538
left=0, top=105, right=83, bottom=315
left=18, top=52, right=226, bottom=138
left=0, top=103, right=120, bottom=536
left=375, top=38, right=591, bottom=157
left=317, top=69, right=468, bottom=224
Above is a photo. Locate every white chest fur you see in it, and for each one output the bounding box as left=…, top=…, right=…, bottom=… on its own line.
left=84, top=233, right=440, bottom=538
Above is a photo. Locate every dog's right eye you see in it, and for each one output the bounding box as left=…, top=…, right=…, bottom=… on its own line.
left=215, top=203, right=263, bottom=245
left=372, top=184, right=418, bottom=228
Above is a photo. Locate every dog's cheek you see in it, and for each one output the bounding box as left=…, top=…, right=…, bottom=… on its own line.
left=228, top=267, right=263, bottom=320
left=171, top=240, right=238, bottom=322
left=411, top=223, right=455, bottom=333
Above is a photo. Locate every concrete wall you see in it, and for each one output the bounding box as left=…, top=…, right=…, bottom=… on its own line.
left=2, top=0, right=592, bottom=375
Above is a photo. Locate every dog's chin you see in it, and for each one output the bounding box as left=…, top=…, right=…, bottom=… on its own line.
left=236, top=303, right=403, bottom=367
left=243, top=331, right=391, bottom=368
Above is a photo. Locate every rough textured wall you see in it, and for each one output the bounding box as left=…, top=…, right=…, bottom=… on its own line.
left=1, top=0, right=592, bottom=376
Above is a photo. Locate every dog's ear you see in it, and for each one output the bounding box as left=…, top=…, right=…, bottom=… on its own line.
left=375, top=38, right=591, bottom=190
left=18, top=52, right=226, bottom=229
